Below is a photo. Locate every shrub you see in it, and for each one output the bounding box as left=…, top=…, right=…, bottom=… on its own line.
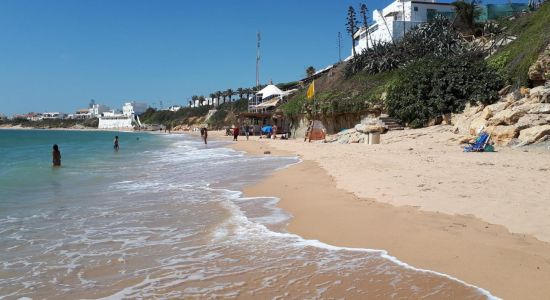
left=387, top=56, right=503, bottom=127
left=346, top=16, right=475, bottom=77
left=280, top=92, right=307, bottom=118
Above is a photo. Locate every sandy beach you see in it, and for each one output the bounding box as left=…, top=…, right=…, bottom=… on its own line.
left=209, top=127, right=550, bottom=300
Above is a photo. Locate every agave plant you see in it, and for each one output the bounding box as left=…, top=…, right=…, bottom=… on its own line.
left=345, top=16, right=478, bottom=77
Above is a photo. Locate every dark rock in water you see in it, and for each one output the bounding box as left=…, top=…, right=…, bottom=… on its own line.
left=264, top=151, right=271, bottom=155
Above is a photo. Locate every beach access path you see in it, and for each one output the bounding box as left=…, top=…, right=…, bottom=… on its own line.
left=205, top=126, right=550, bottom=300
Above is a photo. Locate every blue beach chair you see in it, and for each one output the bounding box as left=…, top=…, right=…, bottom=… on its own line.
left=464, top=132, right=490, bottom=152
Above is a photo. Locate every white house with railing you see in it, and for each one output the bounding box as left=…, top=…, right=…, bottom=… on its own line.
left=122, top=101, right=148, bottom=116
left=98, top=101, right=147, bottom=129
left=89, top=104, right=110, bottom=117
left=352, top=0, right=455, bottom=55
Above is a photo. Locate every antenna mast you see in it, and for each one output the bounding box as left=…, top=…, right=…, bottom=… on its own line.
left=256, top=31, right=261, bottom=88
left=338, top=32, right=342, bottom=62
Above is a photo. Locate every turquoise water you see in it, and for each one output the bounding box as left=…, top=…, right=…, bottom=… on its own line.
left=0, top=130, right=163, bottom=214
left=0, top=129, right=495, bottom=299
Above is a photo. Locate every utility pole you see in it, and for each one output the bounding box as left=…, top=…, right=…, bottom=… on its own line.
left=337, top=32, right=342, bottom=62
left=256, top=31, right=261, bottom=88
left=402, top=0, right=406, bottom=38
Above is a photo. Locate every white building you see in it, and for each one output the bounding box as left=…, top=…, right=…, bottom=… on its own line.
left=122, top=101, right=148, bottom=116
left=42, top=112, right=67, bottom=119
left=71, top=109, right=92, bottom=119
left=249, top=85, right=293, bottom=112
left=168, top=105, right=182, bottom=112
left=89, top=104, right=110, bottom=117
left=98, top=102, right=145, bottom=130
left=352, top=0, right=455, bottom=55
left=98, top=114, right=135, bottom=129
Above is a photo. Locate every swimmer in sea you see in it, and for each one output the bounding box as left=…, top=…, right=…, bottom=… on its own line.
left=52, top=144, right=61, bottom=167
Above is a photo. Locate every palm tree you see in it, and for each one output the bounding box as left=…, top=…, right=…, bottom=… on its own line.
left=191, top=95, right=198, bottom=106
left=237, top=88, right=244, bottom=100
left=209, top=93, right=217, bottom=107
left=199, top=96, right=206, bottom=106
left=188, top=100, right=193, bottom=107
left=226, top=88, right=233, bottom=102
left=306, top=66, right=316, bottom=77
left=216, top=91, right=223, bottom=105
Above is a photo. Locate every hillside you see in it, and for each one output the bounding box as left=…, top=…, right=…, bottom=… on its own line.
left=488, top=1, right=550, bottom=86
left=139, top=98, right=248, bottom=129
left=282, top=3, right=549, bottom=129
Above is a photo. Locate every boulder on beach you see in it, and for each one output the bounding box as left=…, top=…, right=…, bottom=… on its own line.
left=486, top=125, right=519, bottom=144
left=452, top=84, right=550, bottom=145
left=355, top=123, right=387, bottom=134
left=516, top=114, right=549, bottom=131
left=487, top=104, right=533, bottom=126
left=518, top=124, right=550, bottom=145
left=528, top=103, right=550, bottom=114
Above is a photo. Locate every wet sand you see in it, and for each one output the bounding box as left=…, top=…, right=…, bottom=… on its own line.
left=212, top=128, right=550, bottom=300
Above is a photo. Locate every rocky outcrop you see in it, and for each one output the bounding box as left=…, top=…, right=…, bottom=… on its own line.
left=516, top=114, right=549, bottom=130
left=487, top=104, right=533, bottom=126
left=355, top=123, right=386, bottom=134
left=453, top=86, right=550, bottom=145
left=517, top=125, right=550, bottom=145
left=327, top=117, right=388, bottom=144
left=528, top=103, right=550, bottom=114
left=528, top=43, right=550, bottom=85
left=486, top=125, right=519, bottom=144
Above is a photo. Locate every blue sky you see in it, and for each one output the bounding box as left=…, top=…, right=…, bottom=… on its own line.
left=0, top=0, right=517, bottom=115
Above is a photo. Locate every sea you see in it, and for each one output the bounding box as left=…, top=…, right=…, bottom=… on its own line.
left=0, top=129, right=497, bottom=299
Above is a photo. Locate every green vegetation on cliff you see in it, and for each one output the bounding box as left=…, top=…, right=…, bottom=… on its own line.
left=282, top=16, right=489, bottom=123
left=488, top=1, right=550, bottom=86
left=387, top=56, right=502, bottom=127
left=280, top=70, right=398, bottom=118
left=139, top=98, right=248, bottom=127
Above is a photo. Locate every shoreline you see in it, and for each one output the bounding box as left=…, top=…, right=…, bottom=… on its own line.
left=0, top=125, right=145, bottom=133
left=216, top=130, right=550, bottom=300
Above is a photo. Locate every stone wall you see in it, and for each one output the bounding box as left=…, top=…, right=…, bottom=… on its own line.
left=289, top=112, right=375, bottom=139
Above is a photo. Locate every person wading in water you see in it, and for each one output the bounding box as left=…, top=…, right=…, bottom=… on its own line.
left=52, top=144, right=61, bottom=167
left=114, top=136, right=120, bottom=151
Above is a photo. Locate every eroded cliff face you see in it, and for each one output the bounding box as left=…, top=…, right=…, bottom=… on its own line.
left=528, top=43, right=550, bottom=86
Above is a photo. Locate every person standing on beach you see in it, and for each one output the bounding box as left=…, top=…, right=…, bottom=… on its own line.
left=272, top=125, right=278, bottom=139
left=233, top=126, right=240, bottom=141
left=52, top=144, right=61, bottom=167
left=201, top=127, right=208, bottom=144
left=114, top=136, right=120, bottom=151
left=244, top=124, right=250, bottom=140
